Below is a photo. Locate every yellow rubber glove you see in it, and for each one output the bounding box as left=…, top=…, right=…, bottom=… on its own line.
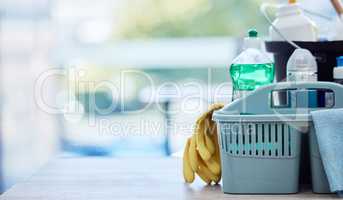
left=183, top=103, right=224, bottom=184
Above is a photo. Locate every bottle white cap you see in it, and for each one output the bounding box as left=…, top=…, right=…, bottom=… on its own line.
left=334, top=67, right=343, bottom=79
left=242, top=29, right=261, bottom=50
left=334, top=56, right=343, bottom=79
left=243, top=37, right=261, bottom=50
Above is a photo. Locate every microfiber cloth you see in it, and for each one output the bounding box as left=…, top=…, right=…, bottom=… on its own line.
left=311, top=108, right=343, bottom=193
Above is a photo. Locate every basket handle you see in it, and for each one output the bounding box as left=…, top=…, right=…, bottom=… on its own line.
left=263, top=82, right=343, bottom=93
left=268, top=82, right=343, bottom=111
left=217, top=82, right=343, bottom=115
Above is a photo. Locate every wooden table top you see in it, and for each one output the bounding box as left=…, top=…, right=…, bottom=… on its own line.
left=0, top=156, right=338, bottom=200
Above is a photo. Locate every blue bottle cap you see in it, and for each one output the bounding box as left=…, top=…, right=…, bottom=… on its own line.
left=337, top=56, right=343, bottom=67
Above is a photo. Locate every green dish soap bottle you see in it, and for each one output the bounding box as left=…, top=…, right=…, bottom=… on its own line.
left=230, top=29, right=275, bottom=101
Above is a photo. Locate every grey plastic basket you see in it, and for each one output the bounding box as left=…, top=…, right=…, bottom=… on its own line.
left=213, top=82, right=343, bottom=194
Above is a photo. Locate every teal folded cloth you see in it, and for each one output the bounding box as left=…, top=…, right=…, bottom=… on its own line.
left=311, top=109, right=343, bottom=193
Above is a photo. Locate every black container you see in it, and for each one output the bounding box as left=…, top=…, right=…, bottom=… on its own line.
left=265, top=41, right=343, bottom=82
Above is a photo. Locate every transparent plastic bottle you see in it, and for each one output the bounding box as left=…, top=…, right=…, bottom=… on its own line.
left=286, top=48, right=318, bottom=82
left=230, top=29, right=275, bottom=101
left=287, top=48, right=318, bottom=108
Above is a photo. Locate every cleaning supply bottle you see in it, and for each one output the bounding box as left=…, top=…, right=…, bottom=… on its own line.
left=334, top=56, right=343, bottom=84
left=269, top=0, right=318, bottom=41
left=287, top=48, right=318, bottom=82
left=230, top=29, right=275, bottom=101
left=287, top=48, right=318, bottom=108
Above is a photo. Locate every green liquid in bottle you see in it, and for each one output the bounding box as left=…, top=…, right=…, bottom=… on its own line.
left=230, top=63, right=275, bottom=99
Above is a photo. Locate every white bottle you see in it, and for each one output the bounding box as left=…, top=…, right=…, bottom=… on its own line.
left=334, top=56, right=343, bottom=84
left=287, top=49, right=317, bottom=82
left=269, top=0, right=318, bottom=41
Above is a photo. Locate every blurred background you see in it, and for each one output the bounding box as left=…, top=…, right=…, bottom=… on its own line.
left=0, top=0, right=336, bottom=193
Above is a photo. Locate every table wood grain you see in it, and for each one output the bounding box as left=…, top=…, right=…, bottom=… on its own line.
left=0, top=156, right=338, bottom=200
